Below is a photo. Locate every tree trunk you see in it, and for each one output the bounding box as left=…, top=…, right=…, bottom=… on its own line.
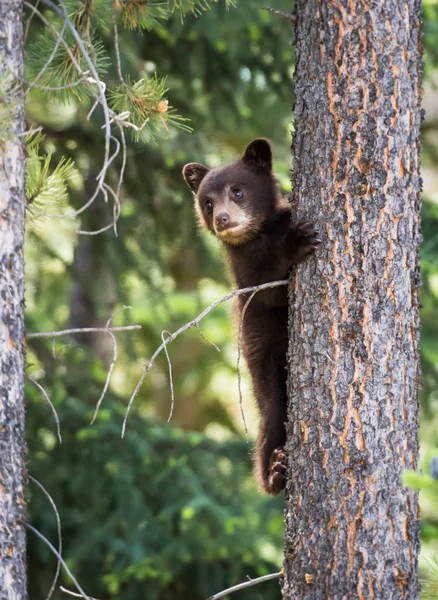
left=0, top=1, right=27, bottom=598
left=284, top=1, right=422, bottom=599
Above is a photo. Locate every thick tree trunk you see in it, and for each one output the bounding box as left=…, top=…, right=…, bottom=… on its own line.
left=284, top=1, right=422, bottom=599
left=0, top=1, right=27, bottom=598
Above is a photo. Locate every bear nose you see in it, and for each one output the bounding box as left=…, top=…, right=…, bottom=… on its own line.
left=215, top=213, right=230, bottom=230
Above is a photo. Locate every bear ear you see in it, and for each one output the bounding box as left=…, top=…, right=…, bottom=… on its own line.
left=242, top=139, right=273, bottom=173
left=182, top=163, right=210, bottom=193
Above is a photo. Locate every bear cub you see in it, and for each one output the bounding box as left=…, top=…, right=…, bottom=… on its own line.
left=183, top=139, right=319, bottom=494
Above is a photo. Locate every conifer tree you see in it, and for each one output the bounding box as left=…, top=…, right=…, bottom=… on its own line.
left=284, top=1, right=423, bottom=597
left=0, top=2, right=27, bottom=598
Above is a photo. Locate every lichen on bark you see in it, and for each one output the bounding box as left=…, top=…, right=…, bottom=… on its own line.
left=284, top=1, right=423, bottom=598
left=0, top=1, right=27, bottom=599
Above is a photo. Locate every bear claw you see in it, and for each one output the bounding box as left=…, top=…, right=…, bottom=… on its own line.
left=267, top=447, right=287, bottom=495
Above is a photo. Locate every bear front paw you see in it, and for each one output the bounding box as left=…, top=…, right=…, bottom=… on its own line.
left=289, top=220, right=321, bottom=261
left=266, top=447, right=287, bottom=495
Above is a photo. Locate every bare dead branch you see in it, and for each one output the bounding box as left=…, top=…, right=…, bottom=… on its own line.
left=23, top=0, right=138, bottom=236
left=26, top=375, right=62, bottom=443
left=105, top=305, right=132, bottom=329
left=206, top=571, right=282, bottom=600
left=25, top=76, right=90, bottom=92
left=122, top=279, right=289, bottom=437
left=39, top=0, right=112, bottom=198
left=24, top=0, right=41, bottom=39
left=104, top=111, right=150, bottom=132
left=89, top=329, right=116, bottom=424
left=27, top=319, right=140, bottom=424
left=161, top=331, right=175, bottom=422
left=195, top=323, right=221, bottom=353
left=17, top=126, right=43, bottom=137
left=90, top=306, right=133, bottom=423
left=24, top=1, right=123, bottom=234
left=25, top=523, right=91, bottom=600
left=261, top=7, right=296, bottom=22
left=77, top=181, right=121, bottom=236
left=27, top=325, right=141, bottom=339
left=61, top=588, right=100, bottom=600
left=115, top=124, right=127, bottom=200
left=28, top=476, right=62, bottom=600
left=112, top=5, right=124, bottom=84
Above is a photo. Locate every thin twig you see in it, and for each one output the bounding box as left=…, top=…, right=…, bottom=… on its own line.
left=122, top=279, right=289, bottom=438
left=27, top=320, right=140, bottom=423
left=24, top=0, right=41, bottom=40
left=195, top=323, right=221, bottom=353
left=115, top=123, right=127, bottom=199
left=90, top=306, right=133, bottom=424
left=161, top=331, right=175, bottom=422
left=27, top=325, right=141, bottom=339
left=28, top=476, right=62, bottom=600
left=112, top=5, right=124, bottom=83
left=26, top=76, right=90, bottom=92
left=25, top=524, right=91, bottom=600
left=23, top=0, right=140, bottom=236
left=89, top=329, right=117, bottom=424
left=61, top=588, right=100, bottom=600
left=26, top=375, right=62, bottom=443
left=77, top=181, right=121, bottom=236
left=261, top=7, right=296, bottom=22
left=206, top=572, right=282, bottom=600
left=105, top=305, right=132, bottom=329
left=40, top=0, right=111, bottom=188
left=17, top=126, right=44, bottom=137
left=237, top=291, right=256, bottom=443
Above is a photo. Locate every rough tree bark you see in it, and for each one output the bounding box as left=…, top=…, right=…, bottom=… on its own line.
left=284, top=1, right=422, bottom=599
left=0, top=1, right=27, bottom=598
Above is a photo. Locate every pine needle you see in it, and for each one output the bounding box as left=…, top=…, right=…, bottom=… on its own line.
left=26, top=27, right=109, bottom=103
left=26, top=132, right=76, bottom=223
left=108, top=73, right=192, bottom=142
left=117, top=0, right=169, bottom=31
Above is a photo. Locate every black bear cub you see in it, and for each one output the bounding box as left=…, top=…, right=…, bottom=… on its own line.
left=183, top=139, right=319, bottom=494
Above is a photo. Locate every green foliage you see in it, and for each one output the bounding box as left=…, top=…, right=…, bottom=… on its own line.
left=169, top=0, right=237, bottom=19
left=26, top=354, right=283, bottom=600
left=118, top=0, right=170, bottom=31
left=404, top=468, right=438, bottom=599
left=108, top=74, right=192, bottom=141
left=25, top=133, right=76, bottom=215
left=117, top=0, right=236, bottom=31
left=25, top=28, right=109, bottom=102
left=421, top=556, right=438, bottom=600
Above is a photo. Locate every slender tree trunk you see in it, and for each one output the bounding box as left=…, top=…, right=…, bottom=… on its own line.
left=0, top=1, right=27, bottom=598
left=284, top=1, right=422, bottom=598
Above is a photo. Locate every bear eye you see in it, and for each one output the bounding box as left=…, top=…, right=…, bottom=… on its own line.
left=232, top=188, right=243, bottom=199
left=205, top=199, right=213, bottom=213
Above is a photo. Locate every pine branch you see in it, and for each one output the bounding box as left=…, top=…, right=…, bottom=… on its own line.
left=108, top=74, right=192, bottom=142
left=170, top=0, right=236, bottom=19
left=25, top=132, right=76, bottom=219
left=117, top=0, right=169, bottom=31
left=26, top=27, right=109, bottom=102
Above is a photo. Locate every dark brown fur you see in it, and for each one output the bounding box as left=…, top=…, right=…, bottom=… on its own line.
left=183, top=139, right=319, bottom=494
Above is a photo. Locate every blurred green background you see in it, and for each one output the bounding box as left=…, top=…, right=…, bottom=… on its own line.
left=22, top=1, right=438, bottom=598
